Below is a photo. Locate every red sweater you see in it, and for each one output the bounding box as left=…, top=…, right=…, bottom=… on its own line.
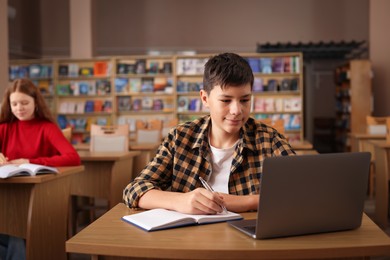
left=0, top=118, right=81, bottom=166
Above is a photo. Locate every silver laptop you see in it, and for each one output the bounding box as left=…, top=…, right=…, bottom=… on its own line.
left=228, top=152, right=371, bottom=239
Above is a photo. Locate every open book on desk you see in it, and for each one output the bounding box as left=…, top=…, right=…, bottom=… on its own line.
left=0, top=163, right=58, bottom=179
left=122, top=208, right=243, bottom=231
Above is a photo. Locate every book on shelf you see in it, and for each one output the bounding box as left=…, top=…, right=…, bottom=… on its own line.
left=122, top=208, right=242, bottom=232
left=79, top=67, right=94, bottom=76
left=129, top=78, right=142, bottom=92
left=37, top=80, right=51, bottom=94
left=79, top=82, right=90, bottom=95
left=103, top=100, right=113, bottom=112
left=266, top=79, right=278, bottom=92
left=57, top=115, right=68, bottom=129
left=115, top=78, right=129, bottom=93
left=154, top=77, right=168, bottom=93
left=29, top=64, right=41, bottom=78
left=0, top=163, right=58, bottom=179
left=70, top=82, right=80, bottom=96
left=247, top=58, right=261, bottom=73
left=284, top=98, right=302, bottom=112
left=142, top=97, right=153, bottom=110
left=94, top=100, right=104, bottom=112
left=68, top=63, right=79, bottom=77
left=118, top=97, right=131, bottom=111
left=162, top=62, right=172, bottom=74
left=58, top=65, right=68, bottom=77
left=94, top=61, right=109, bottom=76
left=260, top=58, right=272, bottom=73
left=84, top=100, right=95, bottom=113
left=272, top=57, right=284, bottom=73
left=153, top=99, right=164, bottom=111
left=148, top=61, right=159, bottom=74
left=141, top=78, right=154, bottom=92
left=177, top=96, right=189, bottom=112
left=253, top=78, right=263, bottom=92
left=132, top=98, right=142, bottom=111
left=135, top=59, right=146, bottom=74
left=56, top=84, right=71, bottom=95
left=96, top=79, right=111, bottom=95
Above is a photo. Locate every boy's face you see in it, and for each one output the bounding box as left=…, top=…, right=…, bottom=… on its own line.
left=200, top=84, right=252, bottom=138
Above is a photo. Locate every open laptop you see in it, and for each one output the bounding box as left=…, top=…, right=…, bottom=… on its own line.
left=228, top=152, right=371, bottom=239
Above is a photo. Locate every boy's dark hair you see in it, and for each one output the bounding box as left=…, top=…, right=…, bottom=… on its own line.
left=203, top=53, right=254, bottom=94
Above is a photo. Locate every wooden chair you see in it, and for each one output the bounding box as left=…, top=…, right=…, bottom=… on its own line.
left=366, top=116, right=387, bottom=135
left=61, top=127, right=72, bottom=142
left=161, top=118, right=179, bottom=139
left=73, top=124, right=129, bottom=235
left=90, top=124, right=129, bottom=152
left=135, top=119, right=163, bottom=143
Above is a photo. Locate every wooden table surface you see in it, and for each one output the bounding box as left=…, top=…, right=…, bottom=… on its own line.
left=67, top=203, right=390, bottom=260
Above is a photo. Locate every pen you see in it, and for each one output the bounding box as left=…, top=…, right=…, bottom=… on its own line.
left=199, top=176, right=227, bottom=214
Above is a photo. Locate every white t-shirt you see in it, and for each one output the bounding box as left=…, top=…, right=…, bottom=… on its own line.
left=208, top=140, right=238, bottom=193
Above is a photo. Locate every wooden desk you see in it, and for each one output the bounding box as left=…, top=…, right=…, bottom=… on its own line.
left=67, top=203, right=390, bottom=260
left=290, top=140, right=313, bottom=150
left=370, top=140, right=390, bottom=229
left=350, top=133, right=386, bottom=153
left=74, top=151, right=140, bottom=208
left=129, top=142, right=160, bottom=179
left=295, top=149, right=319, bottom=155
left=0, top=166, right=84, bottom=260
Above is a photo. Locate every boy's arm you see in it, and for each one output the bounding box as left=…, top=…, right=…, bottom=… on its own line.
left=138, top=188, right=227, bottom=215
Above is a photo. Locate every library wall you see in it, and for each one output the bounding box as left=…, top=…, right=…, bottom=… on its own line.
left=369, top=0, right=390, bottom=117
left=8, top=0, right=369, bottom=58
left=94, top=0, right=369, bottom=55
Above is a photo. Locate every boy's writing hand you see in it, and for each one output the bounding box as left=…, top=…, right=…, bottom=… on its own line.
left=176, top=188, right=226, bottom=215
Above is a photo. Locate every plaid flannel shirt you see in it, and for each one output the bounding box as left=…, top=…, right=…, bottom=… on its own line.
left=123, top=115, right=295, bottom=208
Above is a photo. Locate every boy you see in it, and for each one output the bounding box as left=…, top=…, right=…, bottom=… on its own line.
left=123, top=53, right=295, bottom=214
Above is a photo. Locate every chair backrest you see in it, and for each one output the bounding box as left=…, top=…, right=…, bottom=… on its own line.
left=261, top=118, right=285, bottom=135
left=366, top=116, right=387, bottom=135
left=90, top=124, right=129, bottom=152
left=135, top=119, right=163, bottom=143
left=161, top=118, right=179, bottom=138
left=61, top=127, right=72, bottom=142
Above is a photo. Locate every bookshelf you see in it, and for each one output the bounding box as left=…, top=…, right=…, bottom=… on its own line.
left=174, top=53, right=304, bottom=142
left=9, top=52, right=305, bottom=143
left=113, top=55, right=176, bottom=140
left=8, top=59, right=55, bottom=114
left=334, top=60, right=372, bottom=152
left=54, top=58, right=114, bottom=144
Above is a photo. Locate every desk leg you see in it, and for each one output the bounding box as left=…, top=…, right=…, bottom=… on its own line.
left=26, top=176, right=71, bottom=260
left=374, top=147, right=389, bottom=229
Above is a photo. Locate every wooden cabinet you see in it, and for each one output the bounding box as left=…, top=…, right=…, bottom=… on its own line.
left=9, top=52, right=305, bottom=143
left=334, top=60, right=372, bottom=152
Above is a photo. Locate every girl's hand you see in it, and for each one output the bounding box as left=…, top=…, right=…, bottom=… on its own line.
left=9, top=158, right=30, bottom=165
left=0, top=153, right=8, bottom=164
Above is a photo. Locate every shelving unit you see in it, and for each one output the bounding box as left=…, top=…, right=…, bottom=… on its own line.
left=113, top=55, right=176, bottom=140
left=175, top=52, right=304, bottom=141
left=9, top=52, right=304, bottom=143
left=8, top=59, right=55, bottom=113
left=54, top=57, right=114, bottom=143
left=334, top=60, right=372, bottom=152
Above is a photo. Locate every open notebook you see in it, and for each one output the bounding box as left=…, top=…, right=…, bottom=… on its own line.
left=229, top=152, right=371, bottom=239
